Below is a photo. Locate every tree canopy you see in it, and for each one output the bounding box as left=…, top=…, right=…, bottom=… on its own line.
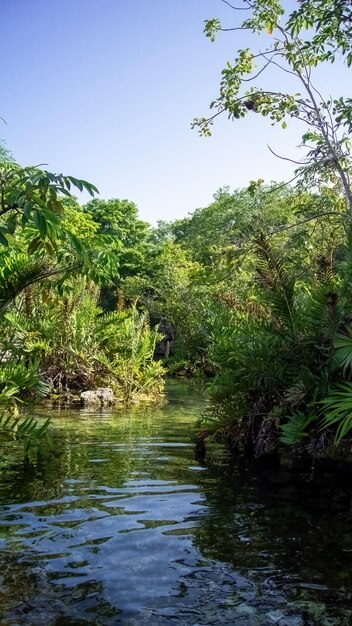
left=194, top=0, right=352, bottom=211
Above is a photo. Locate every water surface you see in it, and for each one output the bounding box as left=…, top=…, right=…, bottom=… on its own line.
left=0, top=381, right=351, bottom=625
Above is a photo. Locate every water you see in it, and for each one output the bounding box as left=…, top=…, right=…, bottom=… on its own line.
left=0, top=381, right=351, bottom=625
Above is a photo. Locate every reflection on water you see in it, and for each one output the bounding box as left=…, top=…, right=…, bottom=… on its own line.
left=0, top=381, right=351, bottom=625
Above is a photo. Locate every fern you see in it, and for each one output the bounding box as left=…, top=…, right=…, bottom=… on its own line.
left=254, top=234, right=296, bottom=334
left=280, top=411, right=315, bottom=445
left=0, top=360, right=50, bottom=400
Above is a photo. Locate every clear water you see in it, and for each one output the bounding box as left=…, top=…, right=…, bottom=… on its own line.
left=0, top=381, right=351, bottom=625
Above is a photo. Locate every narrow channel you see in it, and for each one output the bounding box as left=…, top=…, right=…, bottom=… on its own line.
left=0, top=381, right=351, bottom=625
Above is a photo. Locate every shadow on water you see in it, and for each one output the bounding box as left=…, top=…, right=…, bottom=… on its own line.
left=0, top=380, right=351, bottom=625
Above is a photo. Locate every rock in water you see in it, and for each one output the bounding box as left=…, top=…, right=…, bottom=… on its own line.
left=80, top=387, right=115, bottom=407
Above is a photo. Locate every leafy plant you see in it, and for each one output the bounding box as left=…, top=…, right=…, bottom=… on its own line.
left=0, top=360, right=50, bottom=401
left=280, top=412, right=316, bottom=446
left=96, top=309, right=165, bottom=402
left=321, top=384, right=352, bottom=444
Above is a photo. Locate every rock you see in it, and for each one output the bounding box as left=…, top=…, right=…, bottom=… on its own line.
left=154, top=319, right=176, bottom=357
left=80, top=387, right=115, bottom=407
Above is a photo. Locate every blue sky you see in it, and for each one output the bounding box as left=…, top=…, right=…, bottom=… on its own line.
left=1, top=1, right=350, bottom=224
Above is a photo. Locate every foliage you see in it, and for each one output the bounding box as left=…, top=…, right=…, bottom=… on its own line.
left=321, top=383, right=352, bottom=444
left=0, top=278, right=164, bottom=401
left=194, top=0, right=352, bottom=211
left=0, top=162, right=98, bottom=247
left=84, top=198, right=150, bottom=278
left=0, top=141, right=14, bottom=163
left=0, top=359, right=50, bottom=401
left=122, top=240, right=214, bottom=369
left=174, top=0, right=352, bottom=456
left=96, top=309, right=165, bottom=402
left=3, top=3, right=352, bottom=464
left=0, top=157, right=166, bottom=462
left=0, top=358, right=52, bottom=461
left=198, top=226, right=352, bottom=453
left=0, top=162, right=121, bottom=317
left=83, top=198, right=152, bottom=311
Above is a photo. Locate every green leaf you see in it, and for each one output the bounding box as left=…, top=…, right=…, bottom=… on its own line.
left=0, top=231, right=8, bottom=246
left=33, top=211, right=47, bottom=238
left=27, top=236, right=42, bottom=254
left=68, top=232, right=83, bottom=255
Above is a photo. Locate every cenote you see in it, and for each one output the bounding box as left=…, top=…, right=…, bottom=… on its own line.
left=0, top=381, right=351, bottom=626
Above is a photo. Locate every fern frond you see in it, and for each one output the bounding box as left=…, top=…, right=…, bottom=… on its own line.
left=254, top=234, right=296, bottom=333
left=280, top=412, right=315, bottom=445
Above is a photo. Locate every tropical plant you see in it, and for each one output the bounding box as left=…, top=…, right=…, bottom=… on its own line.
left=0, top=161, right=98, bottom=246
left=196, top=228, right=352, bottom=454
left=0, top=359, right=52, bottom=461
left=0, top=157, right=166, bottom=462
left=183, top=0, right=352, bottom=455
left=96, top=309, right=165, bottom=402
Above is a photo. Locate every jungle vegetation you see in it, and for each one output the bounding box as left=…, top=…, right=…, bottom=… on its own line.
left=2, top=0, right=352, bottom=463
left=0, top=155, right=164, bottom=458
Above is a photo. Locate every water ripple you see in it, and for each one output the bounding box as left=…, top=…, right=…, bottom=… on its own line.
left=0, top=382, right=351, bottom=625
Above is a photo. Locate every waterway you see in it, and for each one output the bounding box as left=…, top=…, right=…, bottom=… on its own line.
left=0, top=381, right=351, bottom=625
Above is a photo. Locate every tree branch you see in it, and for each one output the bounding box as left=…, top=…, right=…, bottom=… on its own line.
left=267, top=145, right=307, bottom=165
left=221, top=0, right=252, bottom=9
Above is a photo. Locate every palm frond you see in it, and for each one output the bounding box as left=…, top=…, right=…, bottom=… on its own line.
left=0, top=250, right=46, bottom=312
left=280, top=411, right=316, bottom=445
left=321, top=383, right=352, bottom=444
left=0, top=360, right=50, bottom=401
left=332, top=327, right=352, bottom=375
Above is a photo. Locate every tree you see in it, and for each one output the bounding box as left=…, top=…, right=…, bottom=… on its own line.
left=0, top=162, right=98, bottom=246
left=0, top=163, right=119, bottom=310
left=189, top=9, right=352, bottom=449
left=0, top=141, right=14, bottom=163
left=83, top=198, right=151, bottom=310
left=194, top=0, right=352, bottom=213
left=84, top=198, right=149, bottom=246
left=84, top=198, right=150, bottom=275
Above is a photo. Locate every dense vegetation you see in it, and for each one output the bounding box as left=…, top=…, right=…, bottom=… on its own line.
left=3, top=165, right=350, bottom=462
left=188, top=0, right=352, bottom=460
left=2, top=0, right=352, bottom=466
left=147, top=185, right=352, bottom=457
left=0, top=155, right=164, bottom=458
